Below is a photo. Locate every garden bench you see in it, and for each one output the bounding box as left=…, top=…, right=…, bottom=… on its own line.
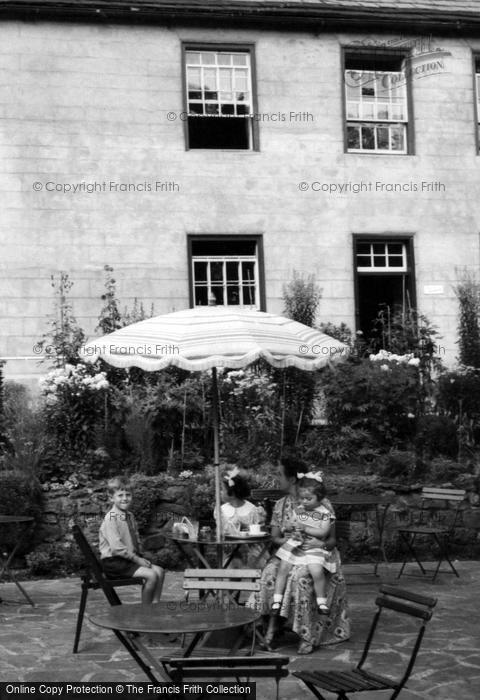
left=294, top=585, right=437, bottom=700
left=161, top=655, right=290, bottom=700
left=72, top=523, right=143, bottom=653
left=397, top=487, right=466, bottom=581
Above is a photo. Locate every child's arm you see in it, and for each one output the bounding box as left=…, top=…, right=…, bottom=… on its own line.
left=103, top=514, right=151, bottom=567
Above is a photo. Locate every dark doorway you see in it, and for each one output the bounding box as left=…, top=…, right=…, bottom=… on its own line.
left=354, top=237, right=415, bottom=346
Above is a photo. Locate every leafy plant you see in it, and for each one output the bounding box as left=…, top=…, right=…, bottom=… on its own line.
left=37, top=272, right=86, bottom=368
left=454, top=271, right=480, bottom=368
left=283, top=270, right=322, bottom=328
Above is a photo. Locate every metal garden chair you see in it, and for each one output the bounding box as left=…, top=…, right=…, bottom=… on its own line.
left=293, top=585, right=437, bottom=700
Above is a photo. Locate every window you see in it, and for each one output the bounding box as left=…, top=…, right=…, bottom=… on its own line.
left=345, top=52, right=409, bottom=154
left=188, top=236, right=265, bottom=309
left=354, top=237, right=415, bottom=345
left=184, top=46, right=257, bottom=149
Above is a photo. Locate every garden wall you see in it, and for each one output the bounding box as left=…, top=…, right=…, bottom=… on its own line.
left=29, top=470, right=480, bottom=573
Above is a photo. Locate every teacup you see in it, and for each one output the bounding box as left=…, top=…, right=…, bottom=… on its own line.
left=249, top=524, right=262, bottom=535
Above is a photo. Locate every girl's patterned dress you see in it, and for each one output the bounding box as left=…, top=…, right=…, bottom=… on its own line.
left=249, top=494, right=350, bottom=648
left=276, top=503, right=337, bottom=572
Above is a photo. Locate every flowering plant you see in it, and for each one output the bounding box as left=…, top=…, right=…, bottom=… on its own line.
left=40, top=362, right=110, bottom=456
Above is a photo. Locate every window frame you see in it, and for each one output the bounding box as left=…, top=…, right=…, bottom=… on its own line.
left=352, top=233, right=416, bottom=332
left=342, top=47, right=415, bottom=155
left=187, top=234, right=266, bottom=310
left=181, top=42, right=260, bottom=151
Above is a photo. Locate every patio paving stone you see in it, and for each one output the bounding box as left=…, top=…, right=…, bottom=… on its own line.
left=1, top=561, right=479, bottom=698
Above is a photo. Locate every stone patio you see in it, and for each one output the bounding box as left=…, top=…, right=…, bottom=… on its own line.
left=1, top=561, right=479, bottom=698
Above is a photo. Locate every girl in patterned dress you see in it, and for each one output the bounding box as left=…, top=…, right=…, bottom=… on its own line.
left=271, top=471, right=334, bottom=615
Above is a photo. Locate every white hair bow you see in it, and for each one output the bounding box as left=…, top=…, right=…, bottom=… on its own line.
left=296, top=470, right=324, bottom=483
left=224, top=466, right=240, bottom=487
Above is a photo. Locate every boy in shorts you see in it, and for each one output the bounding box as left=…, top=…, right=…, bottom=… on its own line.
left=99, top=476, right=164, bottom=604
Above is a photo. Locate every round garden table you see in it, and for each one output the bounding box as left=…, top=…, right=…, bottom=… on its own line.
left=90, top=602, right=262, bottom=681
left=166, top=532, right=271, bottom=569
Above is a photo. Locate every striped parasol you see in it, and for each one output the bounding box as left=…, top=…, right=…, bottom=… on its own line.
left=80, top=306, right=349, bottom=371
left=81, top=306, right=349, bottom=541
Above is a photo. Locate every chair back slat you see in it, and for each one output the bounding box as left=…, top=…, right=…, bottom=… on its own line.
left=380, top=585, right=437, bottom=609
left=421, top=488, right=465, bottom=501
left=184, top=568, right=260, bottom=579
left=166, top=656, right=289, bottom=668
left=375, top=596, right=434, bottom=620
left=184, top=580, right=261, bottom=592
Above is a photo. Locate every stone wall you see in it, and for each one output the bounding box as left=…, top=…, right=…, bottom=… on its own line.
left=38, top=472, right=480, bottom=567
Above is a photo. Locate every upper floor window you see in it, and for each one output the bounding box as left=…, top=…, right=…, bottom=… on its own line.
left=188, top=237, right=264, bottom=309
left=184, top=46, right=257, bottom=150
left=345, top=52, right=409, bottom=154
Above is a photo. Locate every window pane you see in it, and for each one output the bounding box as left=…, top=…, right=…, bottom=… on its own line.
left=189, top=103, right=203, bottom=114
left=373, top=243, right=385, bottom=254
left=205, top=103, right=219, bottom=114
left=377, top=126, right=389, bottom=150
left=227, top=286, right=240, bottom=305
left=377, top=103, right=389, bottom=120
left=211, top=286, right=224, bottom=305
left=242, top=286, right=256, bottom=305
left=188, top=67, right=201, bottom=89
left=219, top=69, right=232, bottom=92
left=242, top=261, right=255, bottom=282
left=357, top=255, right=371, bottom=267
left=210, top=262, right=223, bottom=281
left=201, top=52, right=215, bottom=64
left=391, top=126, right=405, bottom=151
left=347, top=125, right=360, bottom=150
left=186, top=52, right=200, bottom=64
left=373, top=255, right=386, bottom=267
left=361, top=126, right=375, bottom=150
left=388, top=256, right=404, bottom=267
left=357, top=242, right=370, bottom=254
left=347, top=102, right=359, bottom=119
left=218, top=53, right=232, bottom=66
left=388, top=243, right=403, bottom=255
left=195, top=286, right=208, bottom=306
left=232, top=54, right=247, bottom=66
left=203, top=68, right=217, bottom=90
left=226, top=261, right=239, bottom=281
left=194, top=261, right=207, bottom=282
left=362, top=103, right=375, bottom=119
left=221, top=103, right=235, bottom=115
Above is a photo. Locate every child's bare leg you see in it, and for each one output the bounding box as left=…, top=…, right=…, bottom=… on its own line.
left=273, top=560, right=292, bottom=599
left=307, top=563, right=329, bottom=613
left=133, top=566, right=158, bottom=604
left=151, top=564, right=165, bottom=603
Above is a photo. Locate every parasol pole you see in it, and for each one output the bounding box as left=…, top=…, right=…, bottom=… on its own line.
left=211, top=366, right=222, bottom=543
left=208, top=292, right=223, bottom=543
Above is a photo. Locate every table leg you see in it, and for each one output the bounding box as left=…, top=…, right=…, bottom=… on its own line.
left=171, top=539, right=199, bottom=568
left=374, top=503, right=391, bottom=576
left=0, top=535, right=34, bottom=606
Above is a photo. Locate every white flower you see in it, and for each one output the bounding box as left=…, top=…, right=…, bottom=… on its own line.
left=179, top=470, right=194, bottom=479
left=380, top=364, right=390, bottom=372
left=407, top=413, right=415, bottom=418
left=408, top=357, right=420, bottom=367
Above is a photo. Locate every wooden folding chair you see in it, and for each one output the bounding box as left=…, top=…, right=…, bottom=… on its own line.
left=182, top=568, right=263, bottom=654
left=72, top=523, right=143, bottom=653
left=294, top=585, right=437, bottom=700
left=397, top=487, right=466, bottom=582
left=162, top=655, right=290, bottom=700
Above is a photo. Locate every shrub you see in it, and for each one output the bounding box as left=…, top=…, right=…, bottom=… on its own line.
left=26, top=541, right=84, bottom=576
left=415, top=415, right=458, bottom=459
left=322, top=358, right=421, bottom=448
left=378, top=450, right=419, bottom=480
left=283, top=270, right=322, bottom=328
left=0, top=471, right=43, bottom=554
left=454, top=272, right=480, bottom=368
